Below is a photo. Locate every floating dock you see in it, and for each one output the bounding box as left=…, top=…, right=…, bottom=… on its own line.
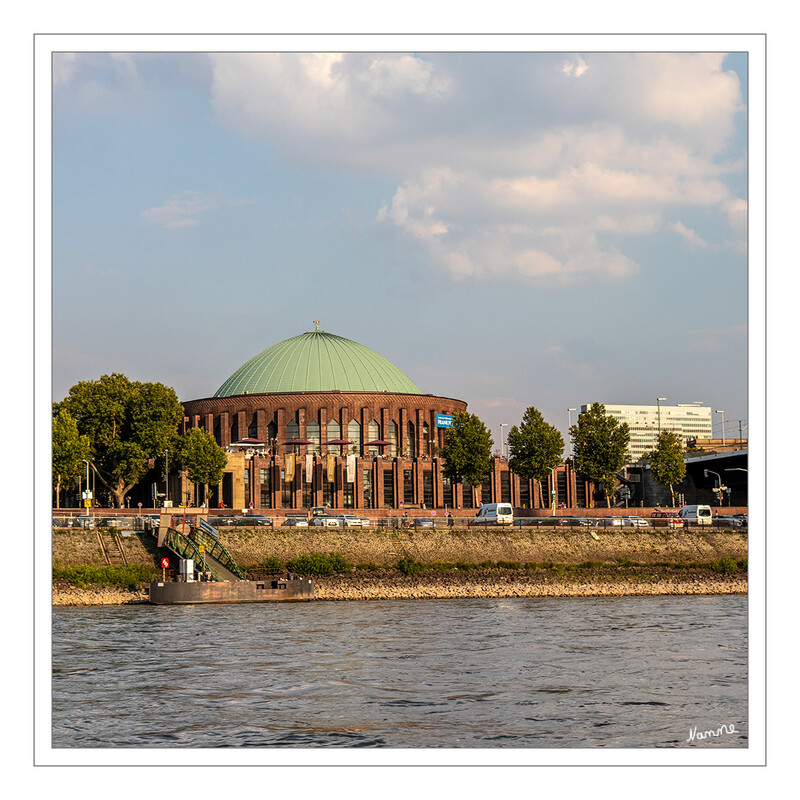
left=145, top=511, right=313, bottom=604
left=148, top=575, right=314, bottom=604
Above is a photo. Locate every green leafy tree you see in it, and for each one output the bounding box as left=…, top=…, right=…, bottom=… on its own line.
left=507, top=406, right=564, bottom=507
left=55, top=373, right=184, bottom=508
left=440, top=412, right=494, bottom=506
left=180, top=427, right=228, bottom=506
left=52, top=406, right=91, bottom=509
left=644, top=429, right=686, bottom=506
left=569, top=402, right=631, bottom=507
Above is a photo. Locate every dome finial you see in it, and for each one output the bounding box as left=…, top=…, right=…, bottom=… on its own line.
left=313, top=319, right=320, bottom=331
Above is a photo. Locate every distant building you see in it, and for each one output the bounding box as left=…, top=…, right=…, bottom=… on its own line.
left=580, top=403, right=713, bottom=461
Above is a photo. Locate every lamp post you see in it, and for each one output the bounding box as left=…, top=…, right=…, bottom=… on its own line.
left=656, top=398, right=666, bottom=434
left=500, top=423, right=508, bottom=459
left=716, top=410, right=725, bottom=448
left=81, top=459, right=91, bottom=514
left=164, top=450, right=169, bottom=507
left=567, top=408, right=576, bottom=457
left=704, top=469, right=723, bottom=506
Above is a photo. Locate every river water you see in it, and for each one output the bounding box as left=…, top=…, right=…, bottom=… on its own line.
left=51, top=595, right=747, bottom=750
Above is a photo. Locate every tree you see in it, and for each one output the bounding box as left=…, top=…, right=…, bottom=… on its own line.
left=507, top=406, right=564, bottom=507
left=644, top=430, right=686, bottom=506
left=440, top=412, right=494, bottom=506
left=180, top=427, right=228, bottom=506
left=52, top=407, right=91, bottom=509
left=569, top=402, right=630, bottom=507
left=55, top=373, right=184, bottom=508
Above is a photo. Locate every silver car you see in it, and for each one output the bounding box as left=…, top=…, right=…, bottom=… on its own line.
left=309, top=516, right=341, bottom=527
left=336, top=514, right=371, bottom=528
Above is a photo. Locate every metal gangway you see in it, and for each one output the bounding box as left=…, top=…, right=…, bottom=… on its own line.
left=152, top=514, right=247, bottom=581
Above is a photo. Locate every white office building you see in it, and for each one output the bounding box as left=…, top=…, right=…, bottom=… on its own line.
left=580, top=403, right=713, bottom=461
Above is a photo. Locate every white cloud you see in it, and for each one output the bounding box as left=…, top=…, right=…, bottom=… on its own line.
left=667, top=221, right=715, bottom=249
left=142, top=191, right=216, bottom=228
left=206, top=52, right=746, bottom=286
left=561, top=56, right=589, bottom=78
left=141, top=191, right=253, bottom=229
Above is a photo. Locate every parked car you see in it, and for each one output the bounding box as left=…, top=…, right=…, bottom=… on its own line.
left=309, top=516, right=341, bottom=527
left=621, top=516, right=650, bottom=528
left=561, top=516, right=592, bottom=527
left=594, top=517, right=624, bottom=528
left=712, top=515, right=744, bottom=528
left=281, top=517, right=309, bottom=528
left=650, top=510, right=682, bottom=527
left=412, top=517, right=435, bottom=528
left=236, top=515, right=273, bottom=527
left=336, top=514, right=371, bottom=528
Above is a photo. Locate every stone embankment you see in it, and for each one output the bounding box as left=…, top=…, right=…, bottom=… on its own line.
left=312, top=569, right=746, bottom=601
left=52, top=526, right=747, bottom=606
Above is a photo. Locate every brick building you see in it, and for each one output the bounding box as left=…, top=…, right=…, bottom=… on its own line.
left=180, top=327, right=588, bottom=512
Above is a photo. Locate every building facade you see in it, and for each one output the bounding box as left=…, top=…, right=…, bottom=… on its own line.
left=582, top=403, right=713, bottom=461
left=179, top=328, right=592, bottom=512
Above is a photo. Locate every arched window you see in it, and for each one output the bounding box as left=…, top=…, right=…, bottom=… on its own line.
left=327, top=420, right=341, bottom=454
left=348, top=419, right=361, bottom=455
left=307, top=420, right=321, bottom=454
left=248, top=417, right=258, bottom=439
left=286, top=420, right=299, bottom=443
left=367, top=419, right=381, bottom=456
left=387, top=420, right=398, bottom=457
left=406, top=421, right=416, bottom=458
left=422, top=422, right=431, bottom=457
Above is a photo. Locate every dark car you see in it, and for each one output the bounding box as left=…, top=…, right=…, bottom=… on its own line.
left=281, top=517, right=309, bottom=528
left=236, top=515, right=273, bottom=527
left=713, top=515, right=744, bottom=528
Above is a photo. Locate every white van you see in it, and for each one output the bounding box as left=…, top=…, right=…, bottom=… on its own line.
left=679, top=505, right=713, bottom=525
left=473, top=503, right=514, bottom=526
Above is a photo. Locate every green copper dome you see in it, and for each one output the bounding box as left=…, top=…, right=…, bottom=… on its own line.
left=214, top=330, right=422, bottom=397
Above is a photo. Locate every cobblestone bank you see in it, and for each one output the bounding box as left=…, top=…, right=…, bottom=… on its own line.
left=52, top=570, right=746, bottom=606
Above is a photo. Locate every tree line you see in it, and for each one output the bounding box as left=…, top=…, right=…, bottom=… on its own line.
left=53, top=374, right=226, bottom=509
left=440, top=403, right=685, bottom=507
left=53, top=374, right=686, bottom=509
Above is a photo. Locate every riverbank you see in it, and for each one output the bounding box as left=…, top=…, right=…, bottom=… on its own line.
left=52, top=566, right=746, bottom=606
left=52, top=527, right=747, bottom=605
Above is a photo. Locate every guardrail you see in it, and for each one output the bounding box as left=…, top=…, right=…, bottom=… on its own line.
left=52, top=513, right=748, bottom=532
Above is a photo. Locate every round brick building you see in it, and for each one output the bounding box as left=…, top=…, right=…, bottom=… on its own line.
left=181, top=328, right=468, bottom=510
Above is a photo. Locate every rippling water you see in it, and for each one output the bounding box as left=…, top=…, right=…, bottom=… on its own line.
left=52, top=595, right=747, bottom=748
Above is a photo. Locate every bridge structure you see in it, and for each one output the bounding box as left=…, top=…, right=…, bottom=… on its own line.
left=626, top=448, right=748, bottom=507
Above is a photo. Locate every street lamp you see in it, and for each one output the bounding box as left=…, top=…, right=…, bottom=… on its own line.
left=704, top=469, right=723, bottom=506
left=164, top=450, right=169, bottom=507
left=81, top=459, right=91, bottom=514
left=716, top=410, right=725, bottom=448
left=500, top=423, right=508, bottom=459
left=567, top=409, right=576, bottom=457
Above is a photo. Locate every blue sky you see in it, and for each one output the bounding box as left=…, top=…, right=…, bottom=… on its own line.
left=51, top=47, right=750, bottom=446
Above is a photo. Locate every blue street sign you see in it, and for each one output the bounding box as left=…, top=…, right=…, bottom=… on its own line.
left=436, top=414, right=454, bottom=428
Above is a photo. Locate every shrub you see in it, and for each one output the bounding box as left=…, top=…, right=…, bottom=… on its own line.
left=710, top=556, right=740, bottom=575
left=260, top=556, right=285, bottom=573
left=396, top=556, right=425, bottom=575
left=53, top=565, right=158, bottom=590
left=287, top=552, right=352, bottom=576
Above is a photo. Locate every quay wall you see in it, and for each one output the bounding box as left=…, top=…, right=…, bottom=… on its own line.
left=52, top=527, right=748, bottom=570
